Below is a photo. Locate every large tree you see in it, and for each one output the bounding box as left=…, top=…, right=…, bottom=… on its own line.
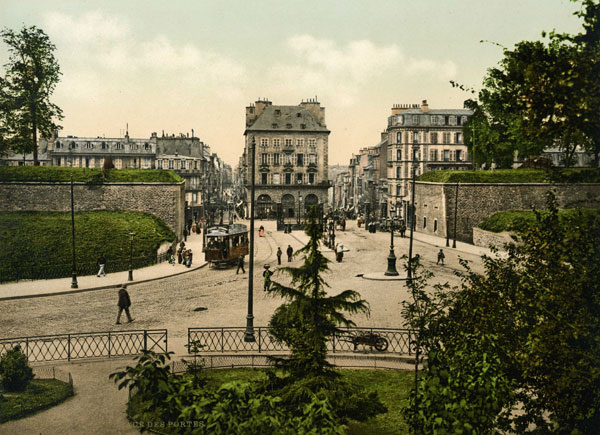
left=462, top=0, right=600, bottom=168
left=0, top=25, right=63, bottom=164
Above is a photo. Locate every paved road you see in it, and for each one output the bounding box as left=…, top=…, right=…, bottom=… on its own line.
left=0, top=219, right=488, bottom=434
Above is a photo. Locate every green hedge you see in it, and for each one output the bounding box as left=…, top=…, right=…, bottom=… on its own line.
left=417, top=168, right=600, bottom=184
left=0, top=166, right=183, bottom=183
left=0, top=378, right=74, bottom=423
left=0, top=211, right=176, bottom=282
left=479, top=209, right=600, bottom=233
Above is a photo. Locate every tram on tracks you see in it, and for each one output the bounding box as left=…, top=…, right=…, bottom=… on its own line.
left=203, top=223, right=249, bottom=268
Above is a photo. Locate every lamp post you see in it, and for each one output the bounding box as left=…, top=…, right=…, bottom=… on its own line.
left=452, top=182, right=458, bottom=249
left=244, top=136, right=256, bottom=342
left=70, top=176, right=78, bottom=289
left=385, top=207, right=399, bottom=276
left=297, top=193, right=303, bottom=225
left=128, top=232, right=135, bottom=281
left=407, top=151, right=417, bottom=281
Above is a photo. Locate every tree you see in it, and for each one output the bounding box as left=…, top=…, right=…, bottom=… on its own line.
left=402, top=193, right=600, bottom=433
left=460, top=0, right=600, bottom=168
left=0, top=25, right=63, bottom=164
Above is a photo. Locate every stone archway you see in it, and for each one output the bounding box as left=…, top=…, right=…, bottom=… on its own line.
left=257, top=194, right=274, bottom=219
left=281, top=194, right=295, bottom=218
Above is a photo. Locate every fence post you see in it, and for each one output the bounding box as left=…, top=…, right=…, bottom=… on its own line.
left=258, top=327, right=262, bottom=353
left=221, top=328, right=224, bottom=353
left=408, top=330, right=412, bottom=356
left=143, top=331, right=148, bottom=352
left=164, top=330, right=168, bottom=353
left=26, top=337, right=29, bottom=360
left=108, top=332, right=111, bottom=358
left=67, top=334, right=71, bottom=362
left=332, top=334, right=335, bottom=353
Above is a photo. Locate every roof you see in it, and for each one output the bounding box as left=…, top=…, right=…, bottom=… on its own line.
left=206, top=223, right=248, bottom=237
left=400, top=108, right=473, bottom=115
left=246, top=105, right=329, bottom=133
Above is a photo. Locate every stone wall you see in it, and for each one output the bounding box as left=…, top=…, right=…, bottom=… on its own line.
left=414, top=182, right=600, bottom=243
left=0, top=182, right=186, bottom=238
left=472, top=227, right=517, bottom=249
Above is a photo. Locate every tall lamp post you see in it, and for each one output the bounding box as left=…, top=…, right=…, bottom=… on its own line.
left=452, top=183, right=459, bottom=248
left=244, top=136, right=256, bottom=342
left=297, top=193, right=303, bottom=226
left=407, top=150, right=417, bottom=281
left=385, top=207, right=399, bottom=276
left=128, top=232, right=135, bottom=281
left=70, top=176, right=78, bottom=289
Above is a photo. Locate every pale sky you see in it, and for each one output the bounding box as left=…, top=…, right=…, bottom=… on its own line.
left=0, top=0, right=583, bottom=166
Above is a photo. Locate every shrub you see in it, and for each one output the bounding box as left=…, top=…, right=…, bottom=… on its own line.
left=0, top=166, right=183, bottom=183
left=417, top=168, right=600, bottom=184
left=0, top=346, right=34, bottom=392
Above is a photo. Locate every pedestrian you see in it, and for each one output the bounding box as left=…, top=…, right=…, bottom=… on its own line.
left=183, top=228, right=188, bottom=242
left=236, top=255, right=245, bottom=274
left=97, top=254, right=107, bottom=277
left=263, top=264, right=273, bottom=292
left=336, top=243, right=345, bottom=263
left=286, top=244, right=293, bottom=262
left=116, top=285, right=134, bottom=324
left=167, top=246, right=175, bottom=265
left=437, top=249, right=445, bottom=265
left=259, top=225, right=265, bottom=237
left=276, top=247, right=282, bottom=265
left=180, top=240, right=186, bottom=250
left=177, top=246, right=183, bottom=264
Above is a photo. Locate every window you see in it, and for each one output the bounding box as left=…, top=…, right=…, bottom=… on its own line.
left=144, top=142, right=150, bottom=150
left=297, top=153, right=304, bottom=166
left=413, top=148, right=420, bottom=160
left=308, top=153, right=317, bottom=164
left=157, top=160, right=163, bottom=169
left=449, top=115, right=457, bottom=126
left=396, top=149, right=402, bottom=161
left=273, top=173, right=280, bottom=184
left=169, top=160, right=174, bottom=169
left=286, top=123, right=292, bottom=129
left=308, top=139, right=316, bottom=147
left=272, top=123, right=278, bottom=128
left=297, top=139, right=304, bottom=146
left=273, top=153, right=280, bottom=165
left=444, top=150, right=450, bottom=161
left=285, top=154, right=293, bottom=164
left=273, top=139, right=280, bottom=147
left=308, top=173, right=315, bottom=184
left=301, top=124, right=306, bottom=129
left=285, top=173, right=291, bottom=184
left=431, top=132, right=438, bottom=144
left=396, top=185, right=401, bottom=196
left=434, top=219, right=438, bottom=232
left=443, top=132, right=451, bottom=144
left=181, top=160, right=186, bottom=170
left=456, top=150, right=462, bottom=161
left=461, top=116, right=468, bottom=125
left=85, top=157, right=90, bottom=168
left=397, top=132, right=402, bottom=143
left=115, top=143, right=124, bottom=150
left=130, top=144, right=138, bottom=150
left=430, top=150, right=438, bottom=161
left=275, top=109, right=281, bottom=116
left=412, top=115, right=419, bottom=124
left=413, top=131, right=419, bottom=143
left=261, top=138, right=268, bottom=146
left=396, top=166, right=401, bottom=179
left=297, top=173, right=303, bottom=184
left=261, top=153, right=268, bottom=165
left=285, top=138, right=293, bottom=146
left=404, top=132, right=409, bottom=143
left=261, top=173, right=268, bottom=184
left=423, top=217, right=427, bottom=228
left=455, top=132, right=462, bottom=144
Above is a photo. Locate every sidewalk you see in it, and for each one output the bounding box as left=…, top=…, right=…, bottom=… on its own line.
left=0, top=232, right=206, bottom=301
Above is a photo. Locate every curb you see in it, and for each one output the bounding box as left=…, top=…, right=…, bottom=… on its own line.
left=0, top=262, right=209, bottom=301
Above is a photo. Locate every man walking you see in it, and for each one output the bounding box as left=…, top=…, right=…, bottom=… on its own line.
left=97, top=254, right=106, bottom=277
left=286, top=245, right=293, bottom=262
left=116, top=285, right=134, bottom=324
left=263, top=264, right=273, bottom=292
left=276, top=247, right=282, bottom=265
left=437, top=249, right=445, bottom=265
left=236, top=255, right=245, bottom=274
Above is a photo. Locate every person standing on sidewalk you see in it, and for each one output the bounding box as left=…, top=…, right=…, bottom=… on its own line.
left=437, top=249, right=445, bottom=265
left=116, top=285, right=134, bottom=324
left=183, top=228, right=188, bottom=242
left=263, top=264, right=273, bottom=292
left=276, top=247, right=282, bottom=265
left=97, top=254, right=107, bottom=277
left=286, top=245, right=293, bottom=262
left=236, top=255, right=245, bottom=274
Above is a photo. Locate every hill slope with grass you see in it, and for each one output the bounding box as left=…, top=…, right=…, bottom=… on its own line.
left=479, top=209, right=600, bottom=233
left=418, top=168, right=600, bottom=184
left=0, top=166, right=183, bottom=183
left=0, top=211, right=176, bottom=282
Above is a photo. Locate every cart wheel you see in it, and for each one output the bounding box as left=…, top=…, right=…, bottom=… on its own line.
left=375, top=337, right=389, bottom=352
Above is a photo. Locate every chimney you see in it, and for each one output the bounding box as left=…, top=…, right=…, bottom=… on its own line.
left=391, top=103, right=414, bottom=115
left=421, top=100, right=429, bottom=112
left=301, top=98, right=325, bottom=126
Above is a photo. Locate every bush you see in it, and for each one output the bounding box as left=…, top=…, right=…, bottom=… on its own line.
left=479, top=209, right=600, bottom=233
left=0, top=166, right=183, bottom=183
left=0, top=346, right=34, bottom=392
left=417, top=168, right=600, bottom=183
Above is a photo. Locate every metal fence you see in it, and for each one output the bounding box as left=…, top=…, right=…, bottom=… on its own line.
left=0, top=329, right=168, bottom=363
left=32, top=365, right=73, bottom=385
left=188, top=327, right=413, bottom=355
left=0, top=252, right=170, bottom=283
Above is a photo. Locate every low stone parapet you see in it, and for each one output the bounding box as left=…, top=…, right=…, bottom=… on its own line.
left=472, top=227, right=517, bottom=250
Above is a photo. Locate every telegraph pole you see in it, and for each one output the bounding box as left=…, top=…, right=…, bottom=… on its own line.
left=244, top=136, right=256, bottom=342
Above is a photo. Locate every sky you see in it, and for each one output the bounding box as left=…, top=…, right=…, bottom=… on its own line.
left=0, top=0, right=584, bottom=166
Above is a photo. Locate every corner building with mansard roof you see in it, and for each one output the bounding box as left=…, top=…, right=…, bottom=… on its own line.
left=242, top=98, right=330, bottom=220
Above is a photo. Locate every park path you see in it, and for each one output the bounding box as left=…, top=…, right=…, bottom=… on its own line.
left=0, top=359, right=139, bottom=435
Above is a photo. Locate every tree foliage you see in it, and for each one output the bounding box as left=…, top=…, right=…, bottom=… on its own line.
left=0, top=345, right=34, bottom=392
left=0, top=25, right=63, bottom=163
left=402, top=193, right=600, bottom=433
left=461, top=0, right=600, bottom=168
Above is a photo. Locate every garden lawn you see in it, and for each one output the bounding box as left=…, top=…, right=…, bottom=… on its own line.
left=479, top=209, right=600, bottom=233
left=0, top=166, right=182, bottom=183
left=418, top=168, right=600, bottom=183
left=127, top=368, right=413, bottom=434
left=0, top=211, right=176, bottom=282
left=0, top=378, right=74, bottom=423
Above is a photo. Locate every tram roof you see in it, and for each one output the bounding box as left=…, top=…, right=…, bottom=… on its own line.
left=206, top=223, right=248, bottom=237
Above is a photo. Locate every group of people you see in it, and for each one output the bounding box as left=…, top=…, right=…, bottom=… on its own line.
left=166, top=241, right=193, bottom=267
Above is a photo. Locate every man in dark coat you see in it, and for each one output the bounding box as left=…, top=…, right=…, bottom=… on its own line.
left=236, top=255, right=245, bottom=274
left=116, top=285, right=134, bottom=324
left=276, top=247, right=282, bottom=265
left=286, top=245, right=293, bottom=262
left=97, top=254, right=107, bottom=277
left=263, top=265, right=273, bottom=292
left=437, top=249, right=445, bottom=265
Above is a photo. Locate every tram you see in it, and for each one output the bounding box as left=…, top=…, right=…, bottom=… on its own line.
left=203, top=223, right=249, bottom=268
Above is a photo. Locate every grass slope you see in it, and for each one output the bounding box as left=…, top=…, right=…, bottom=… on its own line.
left=418, top=168, right=600, bottom=183
left=0, top=378, right=74, bottom=423
left=128, top=368, right=413, bottom=434
left=0, top=211, right=176, bottom=282
left=0, top=166, right=183, bottom=183
left=479, top=209, right=600, bottom=233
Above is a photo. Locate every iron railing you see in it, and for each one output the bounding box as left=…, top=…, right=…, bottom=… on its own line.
left=0, top=329, right=168, bottom=363
left=0, top=253, right=170, bottom=283
left=187, top=327, right=413, bottom=355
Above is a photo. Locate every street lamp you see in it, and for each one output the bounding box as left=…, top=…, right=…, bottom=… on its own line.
left=297, top=193, right=303, bottom=225
left=244, top=136, right=256, bottom=342
left=70, top=176, right=78, bottom=289
left=452, top=183, right=459, bottom=249
left=385, top=207, right=399, bottom=276
left=407, top=152, right=417, bottom=281
left=128, top=232, right=135, bottom=281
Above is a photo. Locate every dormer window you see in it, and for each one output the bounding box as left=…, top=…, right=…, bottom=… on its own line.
left=56, top=141, right=61, bottom=149
left=275, top=109, right=281, bottom=116
left=296, top=113, right=302, bottom=118
left=286, top=123, right=292, bottom=129
left=272, top=123, right=278, bottom=129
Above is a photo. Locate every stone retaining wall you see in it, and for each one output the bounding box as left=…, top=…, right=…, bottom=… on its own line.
left=0, top=181, right=185, bottom=238
left=472, top=227, right=517, bottom=249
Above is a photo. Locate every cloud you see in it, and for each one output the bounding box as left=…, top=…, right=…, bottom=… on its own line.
left=267, top=35, right=458, bottom=107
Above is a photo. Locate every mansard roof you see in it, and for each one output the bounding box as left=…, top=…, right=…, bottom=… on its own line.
left=245, top=105, right=330, bottom=133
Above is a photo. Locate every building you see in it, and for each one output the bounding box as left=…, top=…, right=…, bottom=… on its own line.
left=386, top=100, right=472, bottom=219
left=242, top=98, right=330, bottom=221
